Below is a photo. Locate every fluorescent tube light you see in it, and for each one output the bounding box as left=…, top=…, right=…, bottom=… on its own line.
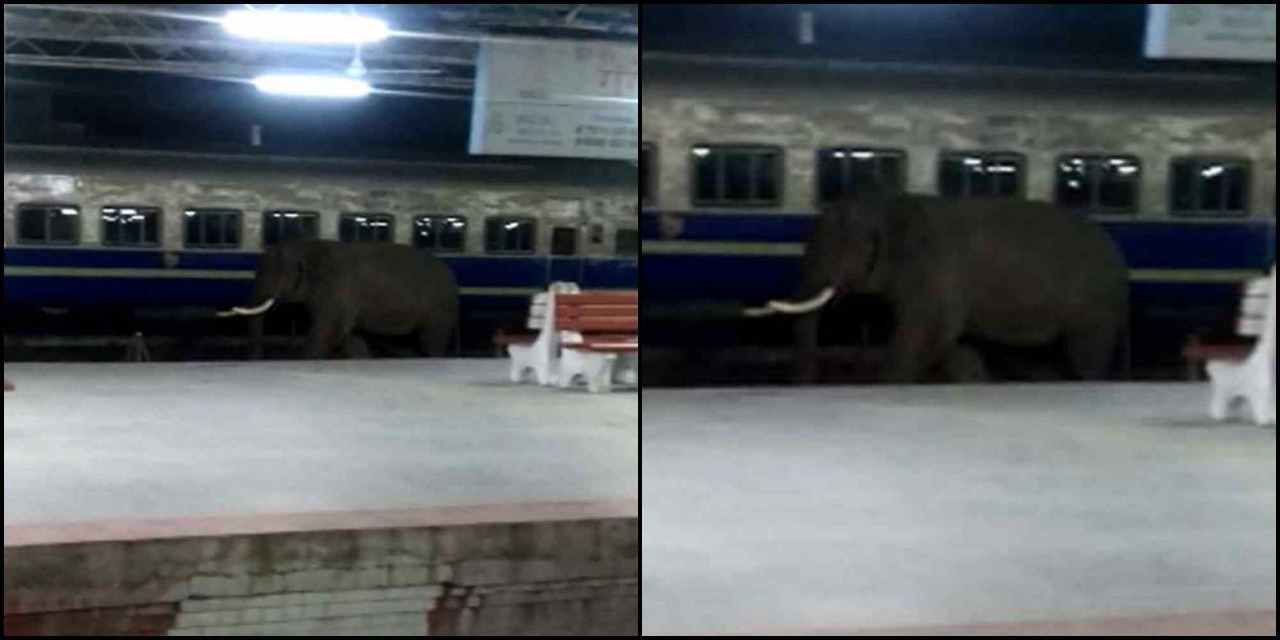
left=223, top=10, right=389, bottom=45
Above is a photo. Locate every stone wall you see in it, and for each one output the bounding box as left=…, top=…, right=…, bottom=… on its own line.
left=4, top=502, right=638, bottom=636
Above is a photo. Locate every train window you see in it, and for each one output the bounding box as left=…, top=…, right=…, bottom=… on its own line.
left=938, top=153, right=1024, bottom=199
left=262, top=210, right=320, bottom=246
left=691, top=145, right=783, bottom=207
left=1055, top=156, right=1140, bottom=214
left=817, top=148, right=906, bottom=203
left=101, top=206, right=161, bottom=247
left=17, top=204, right=80, bottom=245
left=339, top=213, right=395, bottom=243
left=184, top=208, right=243, bottom=249
left=616, top=228, right=639, bottom=256
left=551, top=227, right=579, bottom=256
left=1170, top=158, right=1251, bottom=217
left=485, top=216, right=537, bottom=254
left=413, top=215, right=467, bottom=253
left=641, top=143, right=656, bottom=207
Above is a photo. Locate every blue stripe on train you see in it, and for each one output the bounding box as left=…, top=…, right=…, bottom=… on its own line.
left=640, top=212, right=814, bottom=243
left=4, top=248, right=259, bottom=270
left=640, top=211, right=1278, bottom=270
left=4, top=250, right=638, bottom=307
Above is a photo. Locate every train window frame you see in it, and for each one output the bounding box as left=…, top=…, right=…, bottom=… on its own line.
left=937, top=151, right=1027, bottom=200
left=1054, top=154, right=1142, bottom=216
left=815, top=147, right=908, bottom=205
left=484, top=216, right=538, bottom=255
left=413, top=215, right=468, bottom=254
left=551, top=226, right=579, bottom=257
left=615, top=228, right=639, bottom=257
left=339, top=212, right=396, bottom=244
left=100, top=205, right=162, bottom=248
left=183, top=208, right=243, bottom=250
left=1168, top=157, right=1252, bottom=218
left=641, top=142, right=657, bottom=208
left=262, top=209, right=321, bottom=247
left=689, top=144, right=784, bottom=208
left=16, top=203, right=81, bottom=246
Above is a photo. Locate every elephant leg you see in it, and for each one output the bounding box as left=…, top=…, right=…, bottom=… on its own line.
left=417, top=322, right=453, bottom=358
left=941, top=344, right=989, bottom=383
left=303, top=309, right=353, bottom=360
left=884, top=309, right=959, bottom=384
left=792, top=312, right=821, bottom=384
left=342, top=334, right=371, bottom=359
left=1063, top=325, right=1118, bottom=381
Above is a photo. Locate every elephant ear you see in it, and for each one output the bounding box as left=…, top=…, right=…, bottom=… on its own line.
left=845, top=197, right=896, bottom=284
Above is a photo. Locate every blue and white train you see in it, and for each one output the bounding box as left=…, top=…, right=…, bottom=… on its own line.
left=640, top=54, right=1276, bottom=373
left=3, top=145, right=639, bottom=351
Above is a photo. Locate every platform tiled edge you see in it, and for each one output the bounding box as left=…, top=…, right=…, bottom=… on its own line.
left=4, top=499, right=639, bottom=636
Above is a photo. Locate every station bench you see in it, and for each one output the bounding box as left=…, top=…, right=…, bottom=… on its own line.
left=1189, top=268, right=1275, bottom=426
left=503, top=283, right=638, bottom=393
left=1182, top=275, right=1270, bottom=380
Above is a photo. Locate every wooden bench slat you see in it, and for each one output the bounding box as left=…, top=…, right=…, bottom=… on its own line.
left=560, top=317, right=639, bottom=333
left=556, top=305, right=638, bottom=319
left=565, top=342, right=639, bottom=353
left=1184, top=344, right=1253, bottom=361
left=557, top=292, right=638, bottom=305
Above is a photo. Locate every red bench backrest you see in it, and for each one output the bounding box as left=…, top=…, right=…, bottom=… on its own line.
left=554, top=292, right=638, bottom=335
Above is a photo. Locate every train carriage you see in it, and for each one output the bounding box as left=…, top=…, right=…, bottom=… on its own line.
left=3, top=145, right=639, bottom=355
left=640, top=54, right=1276, bottom=378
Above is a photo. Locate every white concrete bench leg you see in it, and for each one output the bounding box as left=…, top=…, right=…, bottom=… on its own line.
left=560, top=349, right=619, bottom=393
left=507, top=343, right=553, bottom=385
left=615, top=352, right=638, bottom=387
left=1207, top=267, right=1276, bottom=426
left=508, top=345, right=530, bottom=383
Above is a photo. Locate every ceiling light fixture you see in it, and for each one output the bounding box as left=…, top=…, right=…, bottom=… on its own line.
left=252, top=74, right=372, bottom=98
left=223, top=9, right=389, bottom=45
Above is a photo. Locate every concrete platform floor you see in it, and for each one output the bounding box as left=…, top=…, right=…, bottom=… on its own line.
left=4, top=360, right=637, bottom=527
left=641, top=383, right=1276, bottom=635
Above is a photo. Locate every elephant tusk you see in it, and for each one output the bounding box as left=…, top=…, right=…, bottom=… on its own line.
left=767, top=287, right=835, bottom=315
left=217, top=297, right=276, bottom=318
left=743, top=305, right=779, bottom=318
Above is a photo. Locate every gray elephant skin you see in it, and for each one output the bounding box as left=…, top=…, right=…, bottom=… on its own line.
left=763, top=195, right=1130, bottom=384
left=222, top=240, right=460, bottom=359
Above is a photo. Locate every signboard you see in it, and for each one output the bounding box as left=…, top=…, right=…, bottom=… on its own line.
left=1144, top=4, right=1276, bottom=62
left=469, top=38, right=638, bottom=161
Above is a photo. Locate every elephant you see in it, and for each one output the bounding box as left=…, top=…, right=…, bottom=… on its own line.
left=746, top=194, right=1130, bottom=384
left=219, top=240, right=460, bottom=360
